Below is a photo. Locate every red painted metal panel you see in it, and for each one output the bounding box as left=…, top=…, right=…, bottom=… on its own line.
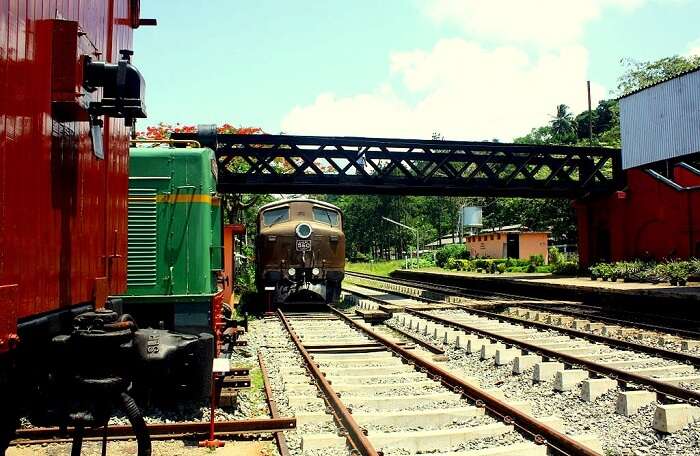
left=0, top=0, right=137, bottom=336
left=577, top=169, right=700, bottom=266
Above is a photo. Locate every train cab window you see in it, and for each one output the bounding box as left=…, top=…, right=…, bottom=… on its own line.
left=312, top=207, right=339, bottom=226
left=262, top=207, right=289, bottom=226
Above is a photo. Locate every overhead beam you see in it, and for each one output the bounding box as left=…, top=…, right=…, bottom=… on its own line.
left=170, top=133, right=623, bottom=198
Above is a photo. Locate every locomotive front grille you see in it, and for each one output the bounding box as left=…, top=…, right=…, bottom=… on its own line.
left=127, top=188, right=158, bottom=287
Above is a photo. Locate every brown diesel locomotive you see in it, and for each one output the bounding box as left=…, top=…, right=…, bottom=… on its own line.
left=256, top=199, right=345, bottom=305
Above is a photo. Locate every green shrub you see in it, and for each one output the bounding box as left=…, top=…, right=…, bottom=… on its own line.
left=535, top=265, right=552, bottom=273
left=435, top=244, right=468, bottom=268
left=526, top=263, right=536, bottom=273
left=549, top=247, right=565, bottom=265
left=456, top=259, right=474, bottom=271
left=529, top=255, right=545, bottom=267
left=474, top=258, right=490, bottom=270
left=667, top=261, right=691, bottom=284
left=552, top=261, right=578, bottom=275
left=445, top=257, right=457, bottom=270
left=496, top=263, right=507, bottom=274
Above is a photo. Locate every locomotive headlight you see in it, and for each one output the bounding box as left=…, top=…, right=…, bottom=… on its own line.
left=288, top=268, right=296, bottom=276
left=312, top=267, right=321, bottom=276
left=295, top=223, right=313, bottom=239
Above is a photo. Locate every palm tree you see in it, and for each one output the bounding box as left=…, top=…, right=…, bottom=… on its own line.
left=550, top=104, right=576, bottom=142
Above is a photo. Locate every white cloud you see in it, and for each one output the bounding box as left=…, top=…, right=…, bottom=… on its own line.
left=420, top=0, right=657, bottom=49
left=281, top=39, right=604, bottom=141
left=687, top=38, right=700, bottom=57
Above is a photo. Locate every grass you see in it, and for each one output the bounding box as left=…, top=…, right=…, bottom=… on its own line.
left=249, top=366, right=264, bottom=393
left=346, top=260, right=406, bottom=277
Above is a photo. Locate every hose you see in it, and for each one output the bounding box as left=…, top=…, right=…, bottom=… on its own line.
left=121, top=392, right=151, bottom=456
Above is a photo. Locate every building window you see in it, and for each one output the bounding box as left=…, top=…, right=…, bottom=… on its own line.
left=497, top=234, right=501, bottom=240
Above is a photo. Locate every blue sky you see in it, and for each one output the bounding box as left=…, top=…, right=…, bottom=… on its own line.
left=135, top=0, right=700, bottom=141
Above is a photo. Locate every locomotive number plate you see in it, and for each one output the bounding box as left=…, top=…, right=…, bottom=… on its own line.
left=296, top=239, right=311, bottom=251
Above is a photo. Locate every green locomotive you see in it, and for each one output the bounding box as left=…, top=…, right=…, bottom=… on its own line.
left=120, top=145, right=224, bottom=334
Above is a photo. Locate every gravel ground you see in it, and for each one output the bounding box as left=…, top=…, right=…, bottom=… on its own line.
left=7, top=440, right=276, bottom=456
left=387, top=310, right=700, bottom=455
left=252, top=317, right=351, bottom=456
left=501, top=305, right=700, bottom=357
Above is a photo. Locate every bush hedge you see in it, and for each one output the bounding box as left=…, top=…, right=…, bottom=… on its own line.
left=435, top=244, right=469, bottom=268
left=589, top=259, right=700, bottom=285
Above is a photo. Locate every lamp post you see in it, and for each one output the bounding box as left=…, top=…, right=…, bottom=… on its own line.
left=382, top=216, right=419, bottom=267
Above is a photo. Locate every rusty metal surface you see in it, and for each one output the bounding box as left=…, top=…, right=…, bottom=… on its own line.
left=13, top=418, right=296, bottom=441
left=258, top=352, right=291, bottom=456
left=278, top=309, right=379, bottom=456
left=408, top=308, right=700, bottom=404
left=329, top=306, right=601, bottom=456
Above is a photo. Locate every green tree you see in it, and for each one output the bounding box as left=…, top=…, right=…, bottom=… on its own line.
left=550, top=104, right=577, bottom=144
left=616, top=55, right=700, bottom=96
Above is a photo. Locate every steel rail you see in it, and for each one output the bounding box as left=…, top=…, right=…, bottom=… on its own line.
left=407, top=308, right=700, bottom=404
left=12, top=418, right=297, bottom=442
left=277, top=309, right=379, bottom=456
left=328, top=306, right=600, bottom=456
left=347, top=275, right=700, bottom=368
left=512, top=301, right=700, bottom=340
left=386, top=323, right=445, bottom=355
left=365, top=270, right=700, bottom=334
left=258, top=352, right=291, bottom=456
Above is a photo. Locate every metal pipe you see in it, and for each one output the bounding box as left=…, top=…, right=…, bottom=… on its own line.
left=277, top=310, right=379, bottom=456
left=329, top=306, right=601, bottom=456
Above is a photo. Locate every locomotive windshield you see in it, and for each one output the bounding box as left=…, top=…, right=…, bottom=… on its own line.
left=313, top=207, right=339, bottom=226
left=262, top=207, right=289, bottom=226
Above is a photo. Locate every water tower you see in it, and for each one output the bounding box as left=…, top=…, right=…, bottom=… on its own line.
left=460, top=206, right=483, bottom=241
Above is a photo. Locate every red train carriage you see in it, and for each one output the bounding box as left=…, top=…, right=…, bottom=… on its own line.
left=0, top=1, right=152, bottom=453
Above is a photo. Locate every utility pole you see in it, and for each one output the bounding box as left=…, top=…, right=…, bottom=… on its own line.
left=587, top=80, right=593, bottom=146
left=382, top=216, right=419, bottom=267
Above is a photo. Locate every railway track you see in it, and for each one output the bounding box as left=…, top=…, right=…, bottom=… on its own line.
left=346, top=271, right=700, bottom=339
left=340, top=276, right=700, bottom=454
left=266, top=307, right=604, bottom=456
left=346, top=272, right=700, bottom=367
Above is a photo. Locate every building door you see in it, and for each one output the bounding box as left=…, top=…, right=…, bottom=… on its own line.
left=506, top=234, right=519, bottom=258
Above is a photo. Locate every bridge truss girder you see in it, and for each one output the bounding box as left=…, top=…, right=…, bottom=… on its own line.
left=173, top=133, right=623, bottom=198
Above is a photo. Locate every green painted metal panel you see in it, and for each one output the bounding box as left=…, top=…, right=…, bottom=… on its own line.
left=125, top=147, right=221, bottom=298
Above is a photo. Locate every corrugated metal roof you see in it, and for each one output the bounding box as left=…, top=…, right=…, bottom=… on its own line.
left=620, top=69, right=700, bottom=170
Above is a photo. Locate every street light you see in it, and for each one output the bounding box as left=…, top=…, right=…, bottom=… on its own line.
left=382, top=216, right=419, bottom=267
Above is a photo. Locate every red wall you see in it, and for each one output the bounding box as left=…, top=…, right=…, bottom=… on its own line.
left=577, top=167, right=700, bottom=267
left=0, top=1, right=140, bottom=346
